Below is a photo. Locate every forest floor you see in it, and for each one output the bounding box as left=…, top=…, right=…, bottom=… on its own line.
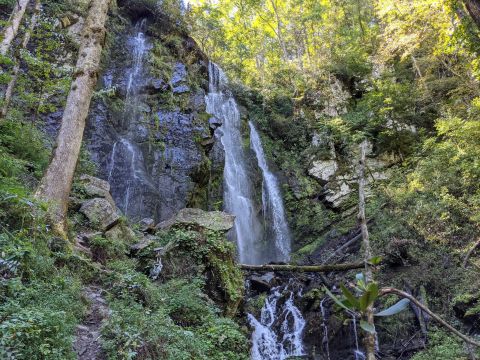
left=73, top=286, right=109, bottom=360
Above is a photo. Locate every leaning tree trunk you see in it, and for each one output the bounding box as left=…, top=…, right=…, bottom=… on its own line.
left=35, top=0, right=110, bottom=237
left=358, top=140, right=376, bottom=360
left=1, top=0, right=41, bottom=119
left=464, top=0, right=480, bottom=29
left=0, top=0, right=30, bottom=56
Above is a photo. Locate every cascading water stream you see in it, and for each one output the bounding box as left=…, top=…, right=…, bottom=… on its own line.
left=205, top=62, right=304, bottom=359
left=249, top=121, right=291, bottom=261
left=249, top=286, right=306, bottom=360
left=106, top=19, right=153, bottom=217
left=205, top=62, right=263, bottom=265
left=124, top=18, right=148, bottom=128
left=351, top=313, right=366, bottom=360
left=320, top=298, right=331, bottom=360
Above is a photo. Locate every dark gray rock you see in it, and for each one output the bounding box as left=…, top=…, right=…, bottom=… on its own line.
left=250, top=276, right=272, bottom=293
left=172, top=84, right=190, bottom=94
left=170, top=62, right=187, bottom=86
left=138, top=217, right=155, bottom=233
left=84, top=21, right=224, bottom=224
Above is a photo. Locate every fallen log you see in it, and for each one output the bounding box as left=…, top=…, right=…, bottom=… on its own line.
left=239, top=261, right=366, bottom=272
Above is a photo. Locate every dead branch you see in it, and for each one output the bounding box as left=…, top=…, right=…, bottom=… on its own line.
left=380, top=287, right=480, bottom=347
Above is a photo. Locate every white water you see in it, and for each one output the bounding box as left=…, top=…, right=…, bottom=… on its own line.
left=249, top=122, right=291, bottom=261
left=124, top=18, right=149, bottom=127
left=249, top=286, right=306, bottom=360
left=107, top=20, right=153, bottom=217
left=205, top=62, right=263, bottom=264
left=352, top=314, right=366, bottom=360
left=320, top=298, right=331, bottom=360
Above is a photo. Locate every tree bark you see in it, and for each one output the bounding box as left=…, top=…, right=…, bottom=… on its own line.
left=464, top=0, right=480, bottom=29
left=358, top=140, right=376, bottom=360
left=0, top=0, right=30, bottom=56
left=239, top=261, right=367, bottom=272
left=463, top=238, right=480, bottom=268
left=35, top=0, right=110, bottom=237
left=1, top=0, right=41, bottom=119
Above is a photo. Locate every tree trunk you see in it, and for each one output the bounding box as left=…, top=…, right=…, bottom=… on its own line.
left=1, top=0, right=41, bottom=119
left=358, top=140, right=376, bottom=360
left=0, top=0, right=30, bottom=56
left=239, top=261, right=367, bottom=272
left=35, top=0, right=110, bottom=237
left=464, top=0, right=480, bottom=29
left=269, top=0, right=288, bottom=61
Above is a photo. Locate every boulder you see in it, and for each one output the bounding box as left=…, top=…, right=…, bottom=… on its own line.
left=79, top=174, right=110, bottom=194
left=156, top=208, right=235, bottom=232
left=105, top=224, right=137, bottom=245
left=138, top=218, right=156, bottom=233
left=79, top=174, right=116, bottom=207
left=130, top=237, right=154, bottom=252
left=308, top=160, right=338, bottom=182
left=80, top=198, right=120, bottom=232
left=249, top=272, right=276, bottom=293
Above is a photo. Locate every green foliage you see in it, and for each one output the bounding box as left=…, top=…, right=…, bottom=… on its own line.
left=326, top=274, right=409, bottom=335
left=0, top=194, right=84, bottom=359
left=156, top=228, right=245, bottom=316
left=102, top=261, right=249, bottom=360
left=410, top=329, right=470, bottom=360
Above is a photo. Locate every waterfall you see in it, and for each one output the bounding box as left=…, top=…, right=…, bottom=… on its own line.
left=352, top=314, right=366, bottom=360
left=205, top=62, right=263, bottom=265
left=105, top=19, right=156, bottom=218
left=249, top=122, right=291, bottom=261
left=320, top=298, right=331, bottom=360
left=249, top=285, right=306, bottom=360
left=123, top=18, right=148, bottom=130
left=205, top=62, right=302, bottom=358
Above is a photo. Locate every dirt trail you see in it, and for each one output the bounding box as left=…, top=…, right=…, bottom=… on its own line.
left=73, top=286, right=109, bottom=360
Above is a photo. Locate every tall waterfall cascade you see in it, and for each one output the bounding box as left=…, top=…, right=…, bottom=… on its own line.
left=205, top=62, right=263, bottom=265
left=105, top=19, right=155, bottom=218
left=205, top=62, right=304, bottom=359
left=249, top=121, right=291, bottom=262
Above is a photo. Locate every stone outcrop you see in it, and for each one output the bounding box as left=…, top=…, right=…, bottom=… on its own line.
left=80, top=198, right=120, bottom=232
left=308, top=142, right=399, bottom=208
left=156, top=208, right=235, bottom=232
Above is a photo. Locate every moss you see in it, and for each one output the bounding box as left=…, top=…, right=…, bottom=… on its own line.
left=410, top=329, right=473, bottom=360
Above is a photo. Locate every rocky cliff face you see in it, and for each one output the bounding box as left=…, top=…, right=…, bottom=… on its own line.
left=84, top=14, right=224, bottom=223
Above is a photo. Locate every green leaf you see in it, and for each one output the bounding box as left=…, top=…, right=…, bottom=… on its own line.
left=360, top=320, right=376, bottom=334
left=324, top=286, right=351, bottom=312
left=359, top=282, right=379, bottom=312
left=375, top=298, right=410, bottom=317
left=369, top=256, right=382, bottom=265
left=340, top=284, right=360, bottom=310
